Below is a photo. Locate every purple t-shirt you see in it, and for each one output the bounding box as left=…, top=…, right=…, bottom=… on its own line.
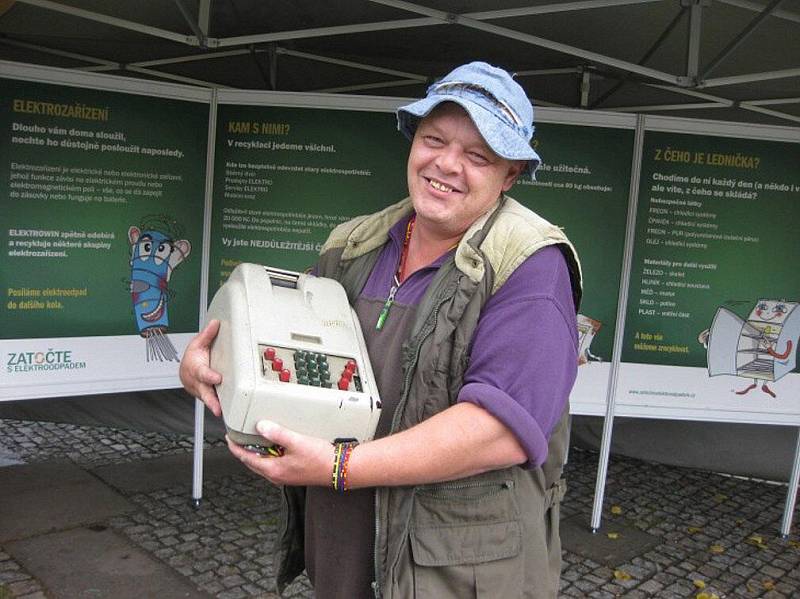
left=361, top=213, right=578, bottom=467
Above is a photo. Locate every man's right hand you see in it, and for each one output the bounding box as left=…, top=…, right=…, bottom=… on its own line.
left=179, top=319, right=223, bottom=417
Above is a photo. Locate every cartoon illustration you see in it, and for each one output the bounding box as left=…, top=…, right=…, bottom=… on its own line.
left=577, top=314, right=603, bottom=365
left=128, top=215, right=191, bottom=362
left=698, top=299, right=799, bottom=397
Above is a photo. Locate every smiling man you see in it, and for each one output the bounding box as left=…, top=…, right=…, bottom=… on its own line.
left=181, top=61, right=582, bottom=598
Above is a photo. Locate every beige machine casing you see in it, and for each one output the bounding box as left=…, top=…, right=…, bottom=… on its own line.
left=206, top=263, right=381, bottom=447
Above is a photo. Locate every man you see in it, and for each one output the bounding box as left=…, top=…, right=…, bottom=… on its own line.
left=181, top=61, right=581, bottom=598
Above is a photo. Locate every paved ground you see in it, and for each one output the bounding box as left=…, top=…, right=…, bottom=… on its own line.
left=0, top=417, right=798, bottom=598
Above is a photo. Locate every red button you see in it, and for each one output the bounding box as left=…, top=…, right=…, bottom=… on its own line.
left=272, top=357, right=283, bottom=371
left=279, top=369, right=291, bottom=382
left=345, top=360, right=357, bottom=374
left=264, top=347, right=276, bottom=361
left=338, top=376, right=350, bottom=390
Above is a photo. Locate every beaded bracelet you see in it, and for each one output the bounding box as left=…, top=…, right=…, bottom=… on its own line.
left=331, top=444, right=343, bottom=490
left=331, top=441, right=358, bottom=493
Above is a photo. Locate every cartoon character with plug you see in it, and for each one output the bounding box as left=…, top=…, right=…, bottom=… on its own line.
left=128, top=215, right=191, bottom=362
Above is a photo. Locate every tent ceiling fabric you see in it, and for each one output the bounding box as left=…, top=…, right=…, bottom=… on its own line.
left=1, top=0, right=798, bottom=126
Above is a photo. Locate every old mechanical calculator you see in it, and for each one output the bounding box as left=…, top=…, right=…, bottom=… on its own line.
left=206, top=263, right=381, bottom=448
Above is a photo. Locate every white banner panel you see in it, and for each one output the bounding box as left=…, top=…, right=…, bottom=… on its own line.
left=1, top=333, right=192, bottom=399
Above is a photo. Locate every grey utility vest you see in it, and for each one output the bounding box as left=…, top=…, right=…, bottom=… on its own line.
left=276, top=195, right=582, bottom=598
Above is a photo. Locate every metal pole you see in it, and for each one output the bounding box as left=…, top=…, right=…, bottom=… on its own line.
left=590, top=114, right=645, bottom=532
left=191, top=399, right=205, bottom=508
left=268, top=44, right=278, bottom=91
left=198, top=0, right=211, bottom=37
left=739, top=103, right=800, bottom=125
left=610, top=102, right=729, bottom=112
left=780, top=427, right=800, bottom=538
left=368, top=0, right=683, bottom=85
left=590, top=5, right=687, bottom=109
left=192, top=88, right=219, bottom=507
left=215, top=18, right=434, bottom=47
left=701, top=67, right=800, bottom=88
left=699, top=0, right=785, bottom=80
left=685, top=0, right=703, bottom=82
left=0, top=37, right=118, bottom=68
left=579, top=69, right=591, bottom=108
left=717, top=0, right=800, bottom=23
left=124, top=66, right=226, bottom=88
left=466, top=0, right=664, bottom=19
left=276, top=48, right=427, bottom=82
left=17, top=0, right=195, bottom=44
left=173, top=0, right=206, bottom=45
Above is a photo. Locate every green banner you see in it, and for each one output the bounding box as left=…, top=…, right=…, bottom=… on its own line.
left=209, top=105, right=409, bottom=295
left=511, top=123, right=634, bottom=362
left=623, top=131, right=800, bottom=368
left=0, top=78, right=208, bottom=339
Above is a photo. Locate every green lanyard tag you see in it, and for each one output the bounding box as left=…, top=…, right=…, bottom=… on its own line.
left=376, top=280, right=398, bottom=330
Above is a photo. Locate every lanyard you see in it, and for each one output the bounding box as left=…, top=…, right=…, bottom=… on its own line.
left=375, top=214, right=415, bottom=330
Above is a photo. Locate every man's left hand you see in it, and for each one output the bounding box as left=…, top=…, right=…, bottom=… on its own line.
left=227, top=420, right=334, bottom=487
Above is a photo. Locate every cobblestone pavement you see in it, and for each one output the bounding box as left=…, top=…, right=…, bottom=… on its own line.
left=1, top=417, right=798, bottom=598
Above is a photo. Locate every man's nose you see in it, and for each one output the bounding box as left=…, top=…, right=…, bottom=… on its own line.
left=435, top=144, right=462, bottom=174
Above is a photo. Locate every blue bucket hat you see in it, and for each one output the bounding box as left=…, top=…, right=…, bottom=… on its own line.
left=397, top=61, right=541, bottom=178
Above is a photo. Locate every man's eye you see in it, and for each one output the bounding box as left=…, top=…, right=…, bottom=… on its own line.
left=469, top=152, right=489, bottom=164
left=424, top=135, right=444, bottom=146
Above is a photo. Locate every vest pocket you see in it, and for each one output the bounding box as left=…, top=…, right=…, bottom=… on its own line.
left=407, top=520, right=524, bottom=598
left=410, top=520, right=521, bottom=566
left=404, top=478, right=524, bottom=597
left=411, top=478, right=521, bottom=563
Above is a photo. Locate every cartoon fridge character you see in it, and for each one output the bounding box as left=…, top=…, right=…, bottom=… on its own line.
left=577, top=314, right=603, bottom=365
left=128, top=215, right=191, bottom=362
left=699, top=299, right=799, bottom=397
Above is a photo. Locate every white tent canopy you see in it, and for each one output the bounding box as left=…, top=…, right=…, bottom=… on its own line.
left=1, top=0, right=798, bottom=126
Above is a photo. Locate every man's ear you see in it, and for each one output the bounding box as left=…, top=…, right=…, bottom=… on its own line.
left=501, top=160, right=526, bottom=191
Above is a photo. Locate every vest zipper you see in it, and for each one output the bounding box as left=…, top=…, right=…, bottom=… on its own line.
left=373, top=287, right=454, bottom=598
left=416, top=478, right=515, bottom=499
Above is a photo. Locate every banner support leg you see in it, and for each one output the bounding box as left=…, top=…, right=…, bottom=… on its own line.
left=589, top=114, right=645, bottom=532
left=191, top=397, right=205, bottom=508
left=780, top=426, right=800, bottom=538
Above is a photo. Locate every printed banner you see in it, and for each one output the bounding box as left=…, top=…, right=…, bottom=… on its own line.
left=617, top=130, right=800, bottom=423
left=208, top=104, right=409, bottom=295
left=1, top=77, right=208, bottom=398
left=4, top=66, right=799, bottom=427
left=511, top=122, right=634, bottom=414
